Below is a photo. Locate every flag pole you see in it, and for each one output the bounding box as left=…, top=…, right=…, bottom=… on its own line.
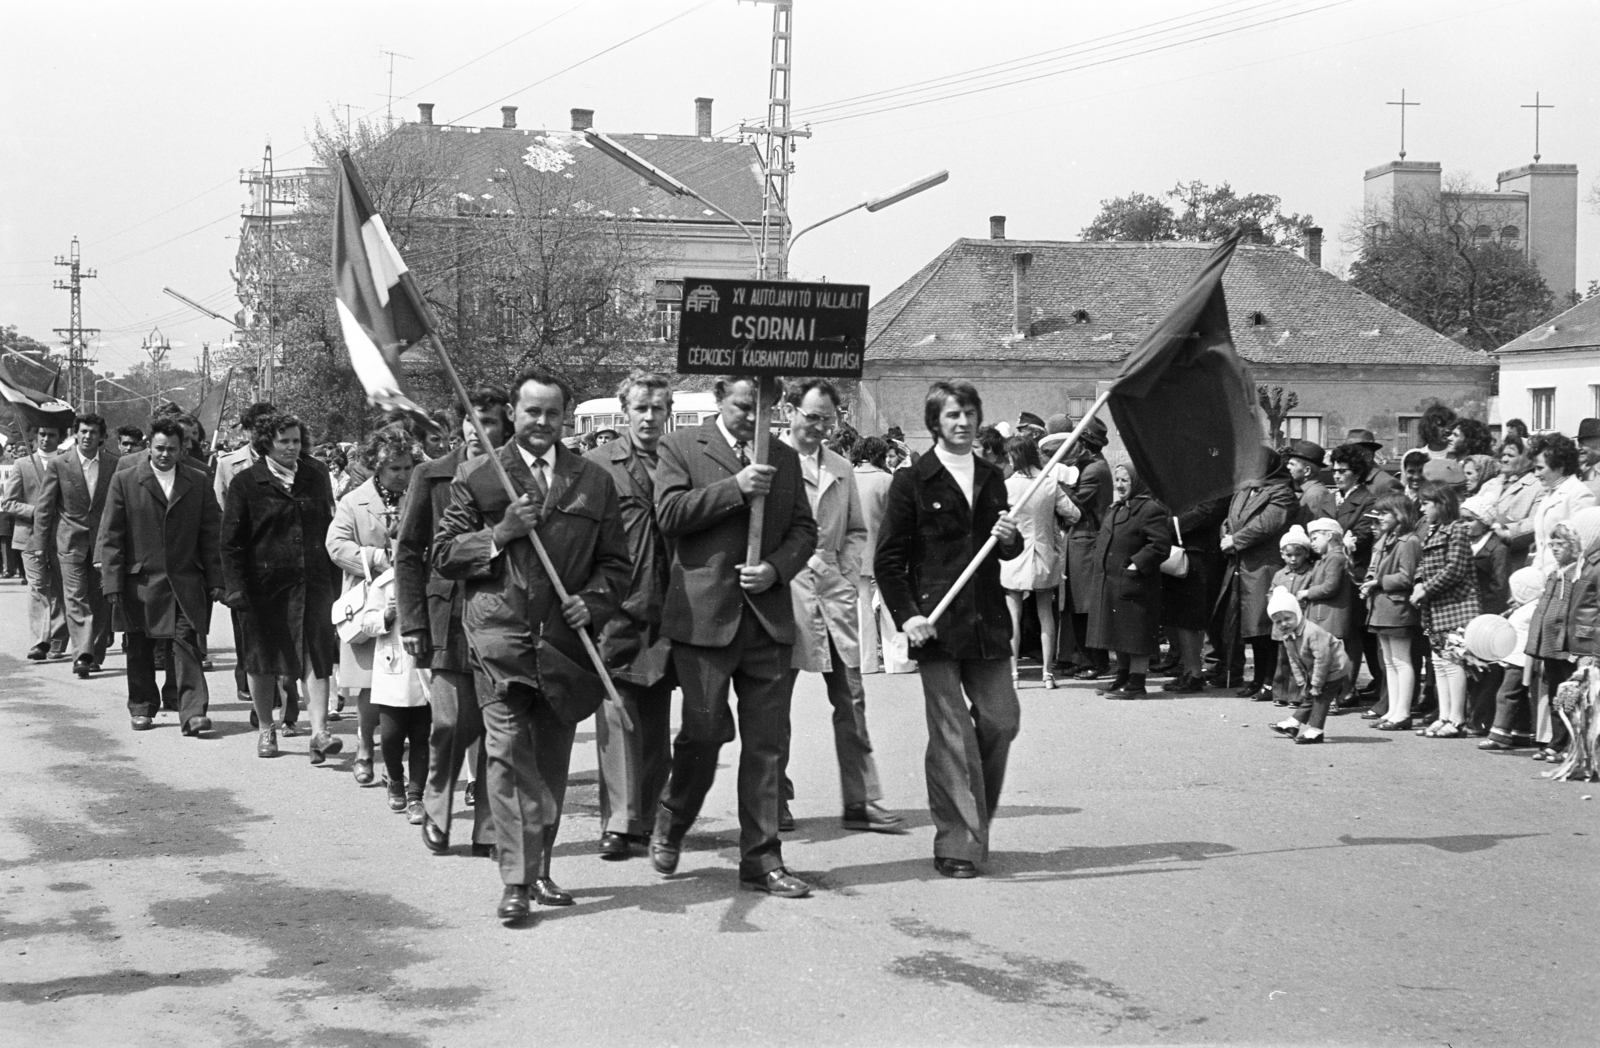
left=422, top=329, right=633, bottom=732
left=209, top=366, right=235, bottom=454
left=926, top=389, right=1112, bottom=628
left=744, top=376, right=776, bottom=566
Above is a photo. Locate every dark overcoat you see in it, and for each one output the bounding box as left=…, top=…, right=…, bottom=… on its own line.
left=585, top=433, right=673, bottom=686
left=1160, top=496, right=1226, bottom=631
left=1066, top=455, right=1114, bottom=615
left=654, top=420, right=817, bottom=649
left=432, top=442, right=630, bottom=706
left=875, top=449, right=1023, bottom=662
left=1301, top=549, right=1356, bottom=640
left=394, top=446, right=472, bottom=672
left=1333, top=484, right=1377, bottom=580
left=97, top=459, right=223, bottom=637
left=1086, top=492, right=1173, bottom=655
left=220, top=458, right=340, bottom=678
left=1222, top=475, right=1296, bottom=638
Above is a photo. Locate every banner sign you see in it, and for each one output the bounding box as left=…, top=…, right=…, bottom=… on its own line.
left=676, top=277, right=869, bottom=378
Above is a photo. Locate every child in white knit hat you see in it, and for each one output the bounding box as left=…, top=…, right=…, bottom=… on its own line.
left=1268, top=586, right=1352, bottom=744
left=1267, top=525, right=1315, bottom=705
left=1480, top=566, right=1547, bottom=750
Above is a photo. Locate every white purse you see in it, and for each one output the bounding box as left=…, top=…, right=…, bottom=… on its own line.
left=331, top=548, right=385, bottom=644
left=1159, top=517, right=1189, bottom=578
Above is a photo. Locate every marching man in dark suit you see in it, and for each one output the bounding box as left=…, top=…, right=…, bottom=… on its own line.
left=98, top=418, right=224, bottom=733
left=585, top=371, right=677, bottom=860
left=399, top=385, right=510, bottom=858
left=433, top=367, right=630, bottom=922
left=876, top=380, right=1023, bottom=879
left=2, top=423, right=68, bottom=660
left=649, top=376, right=818, bottom=898
left=35, top=413, right=119, bottom=677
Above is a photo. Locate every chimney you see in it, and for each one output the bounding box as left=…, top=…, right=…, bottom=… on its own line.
left=695, top=97, right=713, bottom=137
left=989, top=215, right=1007, bottom=240
left=1304, top=226, right=1324, bottom=268
left=501, top=106, right=518, bottom=129
left=1012, top=251, right=1033, bottom=338
left=417, top=103, right=434, bottom=125
left=570, top=107, right=594, bottom=132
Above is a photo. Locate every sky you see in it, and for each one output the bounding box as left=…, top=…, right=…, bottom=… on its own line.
left=4, top=0, right=1598, bottom=378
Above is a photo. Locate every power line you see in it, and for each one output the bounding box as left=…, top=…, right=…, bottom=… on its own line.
left=392, top=0, right=595, bottom=109
left=443, top=0, right=716, bottom=125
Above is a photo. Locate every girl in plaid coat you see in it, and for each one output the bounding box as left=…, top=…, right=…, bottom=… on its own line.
left=1411, top=481, right=1480, bottom=738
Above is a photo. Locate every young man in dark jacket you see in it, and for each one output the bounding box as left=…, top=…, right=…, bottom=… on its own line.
left=876, top=380, right=1022, bottom=879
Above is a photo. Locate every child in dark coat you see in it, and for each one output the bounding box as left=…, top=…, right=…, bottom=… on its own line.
left=1268, top=588, right=1353, bottom=744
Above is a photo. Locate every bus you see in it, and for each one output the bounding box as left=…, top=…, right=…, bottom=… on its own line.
left=573, top=390, right=720, bottom=437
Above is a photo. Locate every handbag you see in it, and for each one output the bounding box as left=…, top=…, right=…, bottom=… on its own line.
left=331, top=548, right=385, bottom=644
left=1160, top=517, right=1189, bottom=578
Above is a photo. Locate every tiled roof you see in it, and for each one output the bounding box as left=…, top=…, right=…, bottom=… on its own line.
left=867, top=239, right=1490, bottom=369
left=1498, top=292, right=1600, bottom=354
left=394, top=123, right=765, bottom=224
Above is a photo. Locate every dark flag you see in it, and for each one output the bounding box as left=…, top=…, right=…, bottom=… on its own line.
left=331, top=149, right=435, bottom=428
left=0, top=360, right=75, bottom=431
left=1107, top=231, right=1265, bottom=515
left=195, top=366, right=234, bottom=445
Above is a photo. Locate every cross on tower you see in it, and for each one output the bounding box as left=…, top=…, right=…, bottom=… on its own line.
left=1521, top=91, right=1554, bottom=162
left=1387, top=89, right=1420, bottom=160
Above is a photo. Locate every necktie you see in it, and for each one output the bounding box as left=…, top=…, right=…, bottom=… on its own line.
left=528, top=458, right=548, bottom=517
left=735, top=442, right=750, bottom=467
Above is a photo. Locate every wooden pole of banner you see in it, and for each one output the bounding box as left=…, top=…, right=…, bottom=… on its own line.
left=424, top=330, right=632, bottom=732
left=744, top=376, right=776, bottom=567
left=926, top=390, right=1112, bottom=628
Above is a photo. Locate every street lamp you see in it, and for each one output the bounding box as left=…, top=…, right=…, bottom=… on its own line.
left=583, top=128, right=767, bottom=277
left=783, top=169, right=949, bottom=273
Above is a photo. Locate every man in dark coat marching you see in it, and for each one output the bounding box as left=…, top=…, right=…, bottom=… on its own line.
left=433, top=367, right=630, bottom=922
left=876, top=380, right=1022, bottom=879
left=648, top=376, right=818, bottom=898
left=98, top=417, right=224, bottom=733
left=400, top=385, right=510, bottom=858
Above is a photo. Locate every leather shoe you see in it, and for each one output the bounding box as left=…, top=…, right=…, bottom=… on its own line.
left=934, top=857, right=979, bottom=879
left=309, top=731, right=343, bottom=765
left=181, top=716, right=213, bottom=737
left=779, top=802, right=796, bottom=832
left=26, top=644, right=48, bottom=662
left=421, top=814, right=450, bottom=855
left=464, top=781, right=477, bottom=807
left=598, top=831, right=632, bottom=860
left=471, top=843, right=495, bottom=858
left=1294, top=732, right=1325, bottom=745
left=130, top=716, right=154, bottom=731
left=740, top=868, right=811, bottom=898
left=73, top=657, right=93, bottom=678
left=531, top=877, right=574, bottom=907
left=256, top=729, right=278, bottom=758
left=47, top=647, right=70, bottom=661
left=649, top=836, right=680, bottom=875
left=842, top=802, right=907, bottom=834
left=497, top=885, right=531, bottom=921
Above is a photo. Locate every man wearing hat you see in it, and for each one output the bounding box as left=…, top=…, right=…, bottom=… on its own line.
left=1342, top=429, right=1401, bottom=496
left=1284, top=439, right=1336, bottom=525
left=1422, top=458, right=1467, bottom=488
left=1577, top=418, right=1600, bottom=498
left=1016, top=412, right=1045, bottom=438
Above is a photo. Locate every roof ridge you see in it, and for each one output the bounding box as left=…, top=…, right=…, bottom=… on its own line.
left=870, top=240, right=961, bottom=339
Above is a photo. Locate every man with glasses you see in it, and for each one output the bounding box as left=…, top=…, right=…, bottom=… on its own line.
left=778, top=378, right=905, bottom=835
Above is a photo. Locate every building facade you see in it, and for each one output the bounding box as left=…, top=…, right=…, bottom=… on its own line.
left=859, top=223, right=1496, bottom=462
left=1496, top=293, right=1600, bottom=434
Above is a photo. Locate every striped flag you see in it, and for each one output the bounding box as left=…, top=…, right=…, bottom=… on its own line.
left=0, top=359, right=75, bottom=430
left=332, top=150, right=435, bottom=427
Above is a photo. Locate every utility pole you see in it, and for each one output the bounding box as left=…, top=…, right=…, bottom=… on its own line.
left=739, top=1, right=808, bottom=278
left=240, top=143, right=292, bottom=401
left=142, top=327, right=171, bottom=414
left=52, top=236, right=99, bottom=411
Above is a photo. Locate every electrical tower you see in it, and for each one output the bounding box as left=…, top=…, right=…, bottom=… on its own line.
left=240, top=143, right=292, bottom=401
left=141, top=327, right=171, bottom=414
left=52, top=236, right=100, bottom=411
left=739, top=0, right=808, bottom=278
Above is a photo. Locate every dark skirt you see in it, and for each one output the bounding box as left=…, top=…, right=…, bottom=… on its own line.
left=1160, top=550, right=1222, bottom=631
left=238, top=582, right=338, bottom=680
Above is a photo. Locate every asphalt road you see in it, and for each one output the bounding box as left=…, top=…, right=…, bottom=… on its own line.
left=1, top=581, right=1594, bottom=1047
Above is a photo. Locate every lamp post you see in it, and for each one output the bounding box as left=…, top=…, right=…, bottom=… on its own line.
left=782, top=169, right=949, bottom=275
left=583, top=128, right=768, bottom=277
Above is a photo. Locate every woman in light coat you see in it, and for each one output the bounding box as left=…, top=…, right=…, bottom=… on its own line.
left=1000, top=435, right=1071, bottom=688
left=326, top=426, right=416, bottom=786
left=1479, top=436, right=1544, bottom=573
left=852, top=437, right=896, bottom=673
left=1526, top=433, right=1597, bottom=575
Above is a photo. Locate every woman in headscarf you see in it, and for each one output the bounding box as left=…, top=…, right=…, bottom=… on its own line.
left=1461, top=453, right=1499, bottom=497
left=1478, top=436, right=1543, bottom=574
left=1218, top=447, right=1296, bottom=697
left=1087, top=462, right=1173, bottom=698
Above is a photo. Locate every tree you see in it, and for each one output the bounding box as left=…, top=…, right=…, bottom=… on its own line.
left=1345, top=177, right=1556, bottom=352
left=231, top=114, right=667, bottom=442
left=1257, top=385, right=1299, bottom=447
left=1081, top=181, right=1314, bottom=246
